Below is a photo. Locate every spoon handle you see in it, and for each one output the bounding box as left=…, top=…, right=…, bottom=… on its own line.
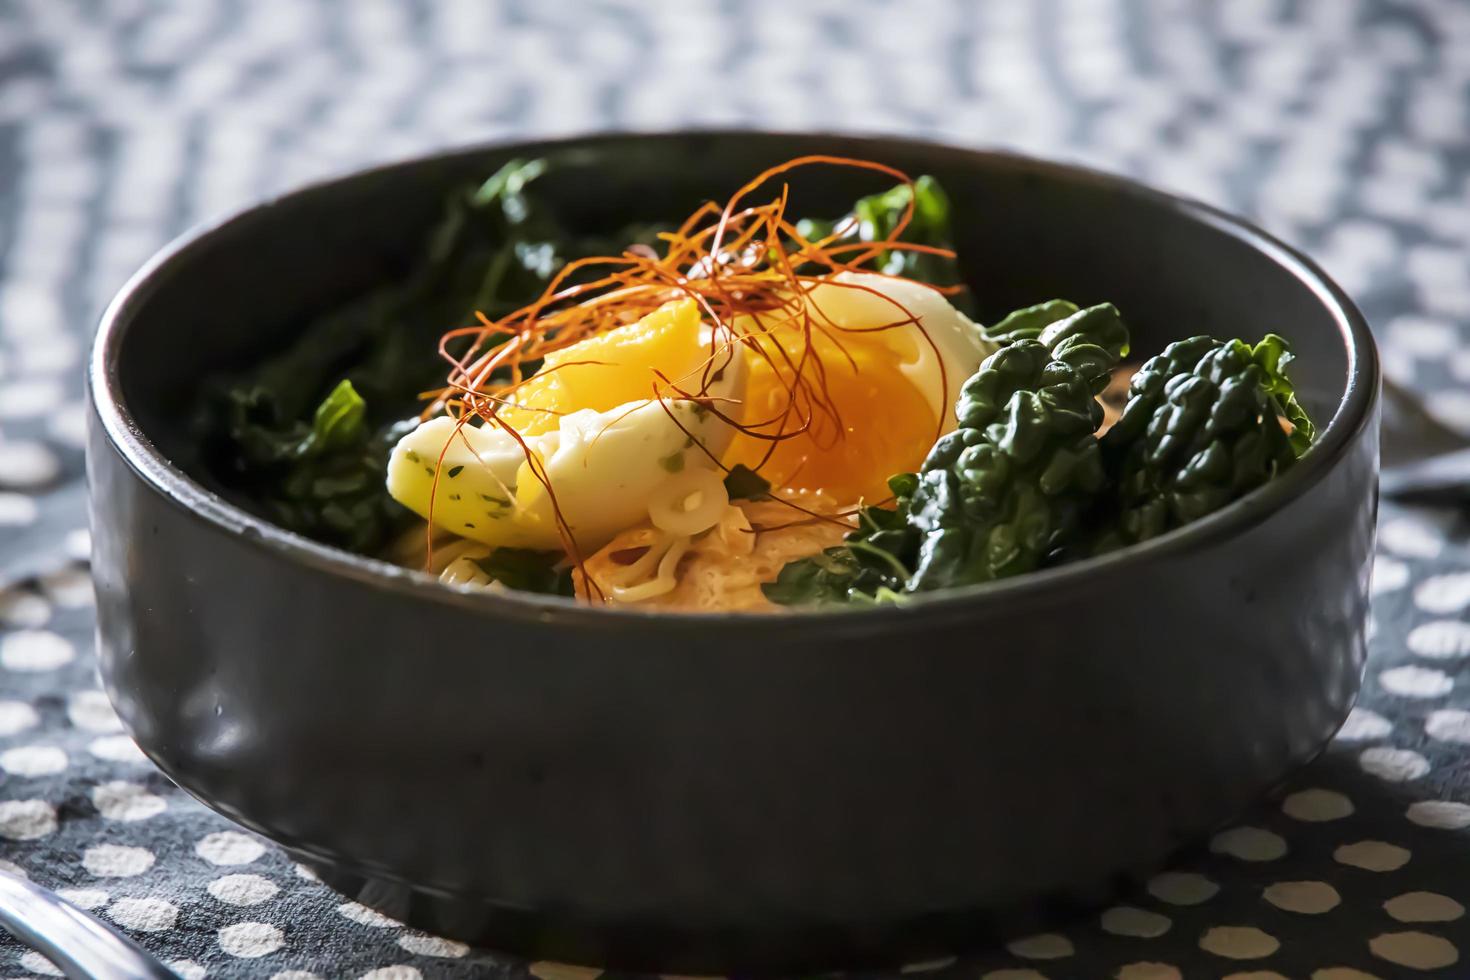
left=0, top=871, right=178, bottom=979
left=1380, top=375, right=1470, bottom=469
left=1381, top=447, right=1470, bottom=503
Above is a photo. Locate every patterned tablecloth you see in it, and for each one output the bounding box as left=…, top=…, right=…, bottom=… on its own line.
left=2, top=0, right=1470, bottom=976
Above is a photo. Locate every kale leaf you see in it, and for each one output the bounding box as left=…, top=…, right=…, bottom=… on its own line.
left=760, top=473, right=919, bottom=607
left=722, top=464, right=771, bottom=501
left=471, top=548, right=574, bottom=597
left=1097, top=332, right=1313, bottom=549
left=218, top=379, right=416, bottom=554
left=980, top=299, right=1082, bottom=346
left=905, top=303, right=1129, bottom=590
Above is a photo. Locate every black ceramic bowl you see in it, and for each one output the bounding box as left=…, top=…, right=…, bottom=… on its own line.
left=88, top=131, right=1378, bottom=972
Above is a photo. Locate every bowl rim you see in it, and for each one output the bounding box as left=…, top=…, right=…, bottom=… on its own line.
left=89, top=127, right=1379, bottom=631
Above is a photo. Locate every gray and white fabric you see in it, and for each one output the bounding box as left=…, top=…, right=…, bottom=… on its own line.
left=3, top=0, right=1470, bottom=975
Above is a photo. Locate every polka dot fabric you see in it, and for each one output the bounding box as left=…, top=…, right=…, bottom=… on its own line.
left=1, top=0, right=1468, bottom=975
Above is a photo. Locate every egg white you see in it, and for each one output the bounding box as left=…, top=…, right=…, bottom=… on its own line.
left=387, top=338, right=745, bottom=553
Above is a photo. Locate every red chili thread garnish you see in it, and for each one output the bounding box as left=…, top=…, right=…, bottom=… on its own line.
left=418, top=156, right=960, bottom=602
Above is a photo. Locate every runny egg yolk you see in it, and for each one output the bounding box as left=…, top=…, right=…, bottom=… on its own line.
left=721, top=327, right=939, bottom=505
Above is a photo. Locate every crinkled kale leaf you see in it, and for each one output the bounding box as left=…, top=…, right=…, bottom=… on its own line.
left=470, top=548, right=574, bottom=597
left=1097, top=332, right=1313, bottom=550
left=906, top=303, right=1129, bottom=590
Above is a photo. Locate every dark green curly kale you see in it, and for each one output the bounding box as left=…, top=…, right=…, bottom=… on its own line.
left=221, top=379, right=416, bottom=554
left=979, top=298, right=1085, bottom=346
left=1097, top=332, right=1316, bottom=548
left=905, top=303, right=1130, bottom=590
left=760, top=473, right=922, bottom=606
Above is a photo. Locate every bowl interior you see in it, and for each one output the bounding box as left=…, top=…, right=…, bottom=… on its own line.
left=109, top=131, right=1359, bottom=547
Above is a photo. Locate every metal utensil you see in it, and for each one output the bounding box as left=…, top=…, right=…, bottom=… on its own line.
left=0, top=869, right=177, bottom=980
left=1379, top=375, right=1470, bottom=504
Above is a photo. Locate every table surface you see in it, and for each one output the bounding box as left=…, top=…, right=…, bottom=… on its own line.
left=2, top=0, right=1470, bottom=976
